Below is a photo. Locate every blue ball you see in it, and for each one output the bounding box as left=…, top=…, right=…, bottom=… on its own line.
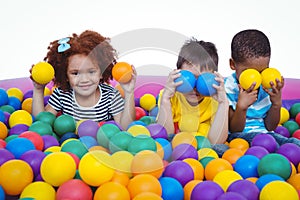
left=255, top=174, right=284, bottom=190
left=0, top=88, right=8, bottom=106
left=174, top=70, right=196, bottom=93
left=196, top=72, right=219, bottom=96
left=234, top=155, right=260, bottom=179
left=159, top=177, right=184, bottom=200
left=8, top=96, right=21, bottom=110
left=0, top=185, right=5, bottom=200
left=5, top=138, right=36, bottom=159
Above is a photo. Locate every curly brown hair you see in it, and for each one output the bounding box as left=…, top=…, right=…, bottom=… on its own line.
left=44, top=30, right=117, bottom=91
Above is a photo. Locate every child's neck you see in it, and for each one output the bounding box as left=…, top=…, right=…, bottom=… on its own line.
left=75, top=88, right=100, bottom=107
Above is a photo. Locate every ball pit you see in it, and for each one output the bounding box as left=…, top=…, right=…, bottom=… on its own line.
left=0, top=75, right=299, bottom=199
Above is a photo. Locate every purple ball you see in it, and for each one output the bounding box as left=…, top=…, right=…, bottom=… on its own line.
left=171, top=143, right=198, bottom=161
left=217, top=192, right=247, bottom=200
left=245, top=146, right=269, bottom=159
left=147, top=123, right=168, bottom=139
left=44, top=96, right=50, bottom=106
left=274, top=126, right=290, bottom=138
left=3, top=112, right=10, bottom=126
left=134, top=97, right=140, bottom=107
left=8, top=124, right=29, bottom=136
left=227, top=180, right=260, bottom=200
left=251, top=134, right=278, bottom=153
left=191, top=180, right=224, bottom=200
left=163, top=160, right=194, bottom=187
left=42, top=135, right=59, bottom=150
left=20, top=150, right=46, bottom=177
left=23, top=90, right=33, bottom=100
left=77, top=120, right=99, bottom=139
left=276, top=143, right=300, bottom=166
left=0, top=148, right=15, bottom=165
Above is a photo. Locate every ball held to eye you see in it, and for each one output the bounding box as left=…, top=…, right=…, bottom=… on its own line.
left=112, top=62, right=133, bottom=83
left=196, top=72, right=219, bottom=96
left=31, top=62, right=55, bottom=84
left=261, top=68, right=282, bottom=89
left=239, top=69, right=262, bottom=90
left=174, top=70, right=196, bottom=93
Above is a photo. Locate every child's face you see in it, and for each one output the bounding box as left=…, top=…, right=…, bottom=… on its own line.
left=231, top=57, right=270, bottom=80
left=67, top=54, right=102, bottom=97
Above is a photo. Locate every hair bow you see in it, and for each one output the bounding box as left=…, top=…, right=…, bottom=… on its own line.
left=57, top=37, right=71, bottom=53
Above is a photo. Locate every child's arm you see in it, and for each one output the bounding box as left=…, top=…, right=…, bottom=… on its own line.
left=208, top=72, right=228, bottom=144
left=264, top=77, right=284, bottom=131
left=156, top=69, right=182, bottom=134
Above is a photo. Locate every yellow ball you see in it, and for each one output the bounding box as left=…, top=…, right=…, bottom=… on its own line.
left=20, top=181, right=56, bottom=200
left=260, top=181, right=298, bottom=200
left=261, top=68, right=282, bottom=89
left=111, top=150, right=134, bottom=177
left=9, top=110, right=33, bottom=128
left=139, top=94, right=157, bottom=111
left=7, top=87, right=24, bottom=101
left=40, top=152, right=76, bottom=187
left=21, top=98, right=33, bottom=113
left=239, top=69, right=262, bottom=90
left=127, top=125, right=151, bottom=137
left=32, top=62, right=55, bottom=84
left=279, top=107, right=290, bottom=124
left=213, top=170, right=243, bottom=191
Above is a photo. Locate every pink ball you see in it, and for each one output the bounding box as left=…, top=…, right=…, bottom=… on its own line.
left=56, top=179, right=93, bottom=200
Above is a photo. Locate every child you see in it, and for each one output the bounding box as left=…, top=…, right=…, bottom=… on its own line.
left=156, top=38, right=228, bottom=144
left=225, top=29, right=300, bottom=146
left=31, top=30, right=136, bottom=130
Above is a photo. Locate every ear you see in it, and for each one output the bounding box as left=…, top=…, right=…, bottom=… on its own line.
left=229, top=58, right=236, bottom=70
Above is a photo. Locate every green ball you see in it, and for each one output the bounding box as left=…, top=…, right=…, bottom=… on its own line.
left=61, top=139, right=88, bottom=159
left=109, top=131, right=134, bottom=153
left=258, top=153, right=291, bottom=180
left=199, top=156, right=215, bottom=168
left=53, top=114, right=76, bottom=137
left=139, top=116, right=156, bottom=125
left=127, top=135, right=157, bottom=155
left=97, top=123, right=121, bottom=148
left=29, top=121, right=54, bottom=136
left=4, top=134, right=19, bottom=143
left=290, top=103, right=300, bottom=118
left=195, top=136, right=212, bottom=149
left=283, top=120, right=299, bottom=135
left=35, top=111, right=56, bottom=126
left=0, top=105, right=15, bottom=114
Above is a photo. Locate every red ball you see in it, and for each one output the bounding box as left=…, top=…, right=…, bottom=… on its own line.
left=295, top=113, right=300, bottom=126
left=292, top=129, right=300, bottom=140
left=19, top=131, right=44, bottom=151
left=135, top=107, right=146, bottom=120
left=56, top=179, right=93, bottom=200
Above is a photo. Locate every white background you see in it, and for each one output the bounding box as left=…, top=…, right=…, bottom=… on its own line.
left=1, top=0, right=299, bottom=80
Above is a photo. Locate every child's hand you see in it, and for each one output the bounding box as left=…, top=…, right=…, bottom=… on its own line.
left=119, top=65, right=137, bottom=94
left=212, top=72, right=227, bottom=103
left=264, top=76, right=284, bottom=107
left=237, top=84, right=258, bottom=110
left=29, top=65, right=46, bottom=90
left=162, top=69, right=182, bottom=100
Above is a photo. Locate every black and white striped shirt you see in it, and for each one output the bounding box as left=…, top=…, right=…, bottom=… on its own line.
left=48, top=84, right=124, bottom=122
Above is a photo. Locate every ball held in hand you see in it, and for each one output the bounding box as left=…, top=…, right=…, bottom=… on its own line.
left=239, top=69, right=262, bottom=90
left=112, top=62, right=133, bottom=83
left=174, top=70, right=196, bottom=93
left=261, top=68, right=281, bottom=89
left=31, top=62, right=55, bottom=84
left=196, top=72, right=219, bottom=96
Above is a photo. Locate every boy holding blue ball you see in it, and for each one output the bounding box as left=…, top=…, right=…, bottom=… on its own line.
left=156, top=38, right=229, bottom=145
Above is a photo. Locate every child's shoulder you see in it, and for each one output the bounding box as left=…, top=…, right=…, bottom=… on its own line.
left=100, top=83, right=118, bottom=93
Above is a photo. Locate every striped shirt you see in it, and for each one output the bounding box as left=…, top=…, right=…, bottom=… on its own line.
left=225, top=73, right=272, bottom=133
left=48, top=84, right=124, bottom=122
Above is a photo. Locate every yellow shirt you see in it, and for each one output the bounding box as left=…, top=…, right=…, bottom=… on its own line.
left=159, top=90, right=218, bottom=136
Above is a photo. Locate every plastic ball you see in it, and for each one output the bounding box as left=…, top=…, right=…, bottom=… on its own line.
left=279, top=107, right=290, bottom=124
left=171, top=131, right=197, bottom=149
left=53, top=114, right=76, bottom=137
left=19, top=131, right=44, bottom=151
left=204, top=158, right=233, bottom=180
left=287, top=173, right=300, bottom=191
left=175, top=70, right=196, bottom=93
left=155, top=138, right=172, bottom=161
left=221, top=148, right=244, bottom=165
left=251, top=133, right=278, bottom=153
left=244, top=146, right=269, bottom=159
left=276, top=143, right=300, bottom=166
left=163, top=160, right=194, bottom=187
left=139, top=93, right=157, bottom=111
left=127, top=124, right=150, bottom=137
left=198, top=148, right=219, bottom=160
left=149, top=106, right=159, bottom=117
left=0, top=148, right=15, bottom=165
left=97, top=123, right=121, bottom=148
left=7, top=87, right=23, bottom=101
left=255, top=174, right=284, bottom=190
left=133, top=192, right=163, bottom=200
left=127, top=174, right=162, bottom=199
left=234, top=155, right=260, bottom=178
left=0, top=185, right=4, bottom=200
left=0, top=159, right=34, bottom=196
left=0, top=121, right=8, bottom=139
left=31, top=62, right=55, bottom=84
left=109, top=131, right=134, bottom=153
left=290, top=103, right=300, bottom=119
left=213, top=170, right=243, bottom=191
left=295, top=112, right=300, bottom=125
left=9, top=110, right=33, bottom=128
left=183, top=158, right=204, bottom=180
left=78, top=150, right=114, bottom=187
left=20, top=150, right=46, bottom=177
left=261, top=68, right=282, bottom=89
left=183, top=180, right=202, bottom=200
left=8, top=96, right=21, bottom=110
left=195, top=135, right=212, bottom=149
left=147, top=123, right=168, bottom=139
left=112, top=62, right=133, bottom=83
left=40, top=152, right=76, bottom=187
left=41, top=135, right=59, bottom=150
left=260, top=181, right=298, bottom=200
left=140, top=116, right=156, bottom=125
left=111, top=150, right=134, bottom=175
left=283, top=120, right=299, bottom=135
left=20, top=181, right=56, bottom=200
left=59, top=132, right=78, bottom=145
left=190, top=180, right=224, bottom=200
left=21, top=98, right=33, bottom=113
left=128, top=135, right=157, bottom=155
left=135, top=106, right=147, bottom=120
left=159, top=177, right=184, bottom=200
left=79, top=136, right=98, bottom=149
left=35, top=111, right=56, bottom=126
left=258, top=153, right=291, bottom=180
left=274, top=126, right=290, bottom=138
left=77, top=119, right=99, bottom=139
left=227, top=179, right=260, bottom=200
left=131, top=150, right=164, bottom=178
left=111, top=171, right=130, bottom=186
left=239, top=69, right=262, bottom=90
left=0, top=105, right=15, bottom=114
left=216, top=192, right=247, bottom=200
left=172, top=143, right=198, bottom=161
left=61, top=139, right=88, bottom=159
left=56, top=179, right=93, bottom=200
left=0, top=88, right=9, bottom=106
left=94, top=181, right=130, bottom=200
left=293, top=129, right=300, bottom=139
left=229, top=138, right=249, bottom=152
left=196, top=72, right=219, bottom=96
left=6, top=137, right=36, bottom=159
left=28, top=121, right=54, bottom=136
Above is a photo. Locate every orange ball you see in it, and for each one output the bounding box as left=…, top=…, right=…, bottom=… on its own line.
left=183, top=180, right=202, bottom=200
left=261, top=67, right=282, bottom=89
left=93, top=181, right=130, bottom=200
left=183, top=158, right=204, bottom=180
left=112, top=62, right=133, bottom=83
left=133, top=192, right=163, bottom=200
left=111, top=171, right=130, bottom=186
left=222, top=148, right=244, bottom=165
left=204, top=158, right=233, bottom=180
left=239, top=69, right=262, bottom=90
left=229, top=138, right=249, bottom=152
left=287, top=173, right=300, bottom=191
